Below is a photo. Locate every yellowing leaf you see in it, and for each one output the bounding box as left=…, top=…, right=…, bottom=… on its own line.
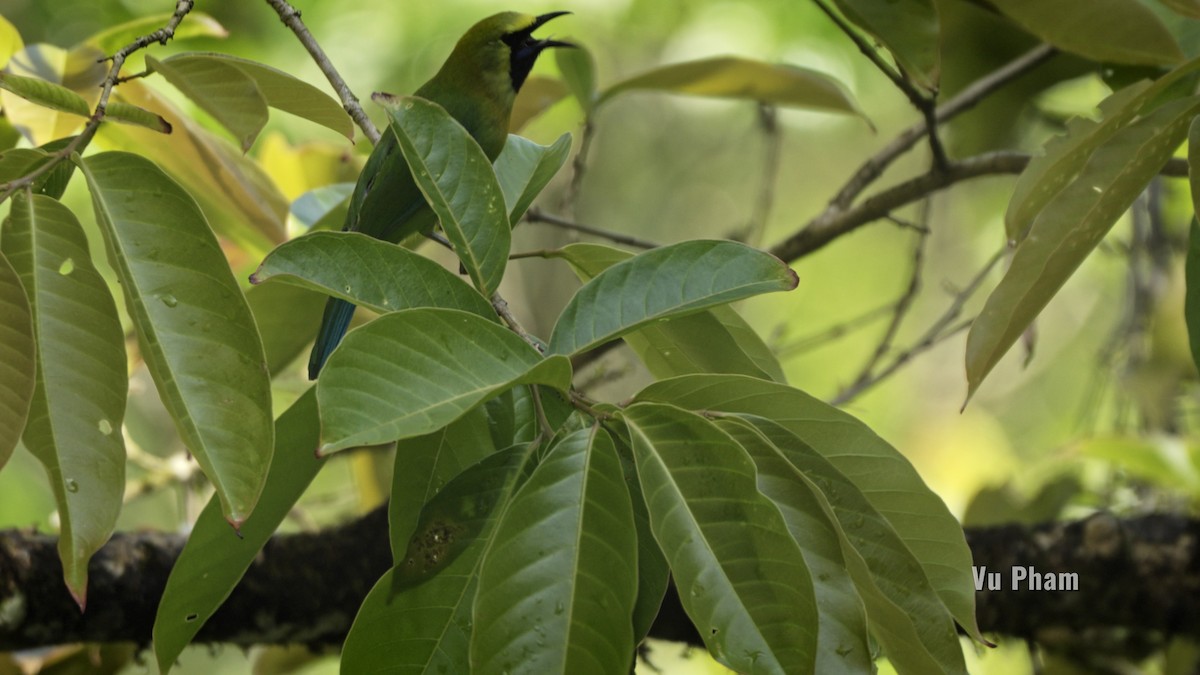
left=599, top=56, right=866, bottom=120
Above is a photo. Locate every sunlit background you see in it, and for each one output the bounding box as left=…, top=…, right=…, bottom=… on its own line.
left=2, top=0, right=1199, bottom=672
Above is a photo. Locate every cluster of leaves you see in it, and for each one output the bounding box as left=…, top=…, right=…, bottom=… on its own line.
left=0, top=7, right=992, bottom=675
left=7, top=0, right=1200, bottom=672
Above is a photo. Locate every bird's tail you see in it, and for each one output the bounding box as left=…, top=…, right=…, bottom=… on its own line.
left=308, top=297, right=356, bottom=379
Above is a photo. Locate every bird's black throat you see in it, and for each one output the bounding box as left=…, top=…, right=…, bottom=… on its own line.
left=502, top=12, right=574, bottom=93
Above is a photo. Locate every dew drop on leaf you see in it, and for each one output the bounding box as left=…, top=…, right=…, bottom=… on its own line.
left=159, top=294, right=178, bottom=308
left=65, top=478, right=79, bottom=493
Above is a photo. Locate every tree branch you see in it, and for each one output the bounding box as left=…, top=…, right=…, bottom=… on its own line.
left=263, top=0, right=380, bottom=144
left=3, top=510, right=1199, bottom=652
left=769, top=153, right=1190, bottom=263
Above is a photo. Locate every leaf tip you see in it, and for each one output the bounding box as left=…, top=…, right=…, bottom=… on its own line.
left=371, top=91, right=401, bottom=108
left=158, top=116, right=173, bottom=135
left=69, top=586, right=87, bottom=613
left=784, top=267, right=799, bottom=290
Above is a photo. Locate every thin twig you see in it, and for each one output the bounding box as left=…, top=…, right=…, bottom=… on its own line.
left=831, top=247, right=1006, bottom=405
left=560, top=117, right=595, bottom=215
left=777, top=301, right=897, bottom=356
left=0, top=0, right=196, bottom=204
left=525, top=207, right=660, bottom=249
left=747, top=103, right=783, bottom=246
left=492, top=292, right=542, bottom=352
left=840, top=215, right=929, bottom=391
left=263, top=0, right=380, bottom=144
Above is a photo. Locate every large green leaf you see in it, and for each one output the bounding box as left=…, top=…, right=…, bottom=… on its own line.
left=634, top=374, right=983, bottom=641
left=987, top=0, right=1183, bottom=66
left=154, top=389, right=322, bottom=675
left=0, top=250, right=33, bottom=471
left=714, top=419, right=872, bottom=675
left=250, top=231, right=494, bottom=319
left=1, top=194, right=126, bottom=606
left=548, top=240, right=797, bottom=356
left=389, top=406, right=500, bottom=562
left=495, top=133, right=572, bottom=224
left=831, top=0, right=940, bottom=90
left=160, top=53, right=354, bottom=140
left=622, top=403, right=818, bottom=674
left=472, top=428, right=638, bottom=674
left=1006, top=57, right=1200, bottom=240
left=145, top=54, right=268, bottom=152
left=723, top=417, right=966, bottom=675
left=967, top=95, right=1200, bottom=399
left=80, top=151, right=273, bottom=526
left=598, top=56, right=865, bottom=119
left=341, top=447, right=528, bottom=675
left=317, top=308, right=572, bottom=454
left=1160, top=0, right=1200, bottom=19
left=553, top=242, right=787, bottom=382
left=378, top=94, right=511, bottom=295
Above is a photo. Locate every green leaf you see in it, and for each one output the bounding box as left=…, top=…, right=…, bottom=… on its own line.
left=146, top=53, right=268, bottom=152
left=105, top=101, right=172, bottom=134
left=987, top=0, right=1184, bottom=66
left=162, top=53, right=354, bottom=140
left=389, top=406, right=500, bottom=562
left=553, top=242, right=787, bottom=382
left=1159, top=0, right=1200, bottom=19
left=722, top=417, right=966, bottom=675
left=608, top=431, right=670, bottom=644
left=622, top=403, right=818, bottom=674
left=1189, top=123, right=1200, bottom=374
left=968, top=95, right=1200, bottom=399
left=495, top=133, right=572, bottom=224
left=0, top=143, right=77, bottom=202
left=377, top=94, right=511, bottom=295
left=1, top=193, right=126, bottom=607
left=291, top=183, right=353, bottom=228
left=634, top=374, right=983, bottom=642
left=79, top=151, right=273, bottom=526
left=317, top=308, right=572, bottom=454
left=830, top=0, right=940, bottom=90
left=1007, top=58, right=1200, bottom=241
left=473, top=428, right=638, bottom=674
left=547, top=240, right=797, bottom=356
left=598, top=56, right=866, bottom=119
left=0, top=70, right=89, bottom=116
left=341, top=447, right=528, bottom=675
left=714, top=418, right=872, bottom=674
left=82, top=11, right=227, bottom=55
left=249, top=231, right=495, bottom=319
left=244, top=279, right=327, bottom=377
left=0, top=250, right=33, bottom=471
left=556, top=45, right=597, bottom=112
left=153, top=388, right=322, bottom=675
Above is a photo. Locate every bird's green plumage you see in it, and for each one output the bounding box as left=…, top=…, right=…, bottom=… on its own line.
left=308, top=11, right=572, bottom=379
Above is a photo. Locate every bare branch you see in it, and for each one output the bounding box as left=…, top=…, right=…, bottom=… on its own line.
left=0, top=0, right=196, bottom=203
left=831, top=247, right=1006, bottom=405
left=525, top=207, right=660, bottom=249
left=823, top=43, right=1057, bottom=216
left=263, top=0, right=380, bottom=144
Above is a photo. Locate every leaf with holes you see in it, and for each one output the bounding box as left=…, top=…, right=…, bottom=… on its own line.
left=1, top=193, right=126, bottom=607
left=80, top=151, right=273, bottom=526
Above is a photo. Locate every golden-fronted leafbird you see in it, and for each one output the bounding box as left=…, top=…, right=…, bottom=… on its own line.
left=307, top=11, right=573, bottom=379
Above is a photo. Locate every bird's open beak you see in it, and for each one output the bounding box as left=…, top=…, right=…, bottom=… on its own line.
left=530, top=11, right=577, bottom=50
